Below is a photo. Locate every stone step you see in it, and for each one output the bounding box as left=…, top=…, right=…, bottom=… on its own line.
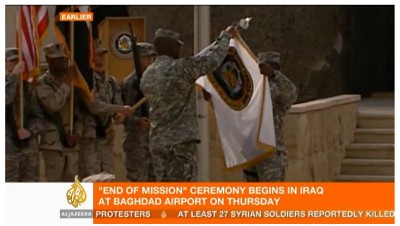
left=346, top=143, right=394, bottom=159
left=358, top=113, right=394, bottom=128
left=340, top=159, right=394, bottom=176
left=354, top=129, right=394, bottom=143
left=335, top=174, right=394, bottom=182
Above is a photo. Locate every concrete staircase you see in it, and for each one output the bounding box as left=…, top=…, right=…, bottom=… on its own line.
left=335, top=111, right=394, bottom=182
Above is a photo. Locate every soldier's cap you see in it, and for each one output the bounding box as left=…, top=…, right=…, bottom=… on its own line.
left=137, top=42, right=157, bottom=56
left=258, top=51, right=280, bottom=65
left=6, top=48, right=19, bottom=61
left=154, top=28, right=184, bottom=45
left=94, top=39, right=108, bottom=54
left=43, top=43, right=67, bottom=58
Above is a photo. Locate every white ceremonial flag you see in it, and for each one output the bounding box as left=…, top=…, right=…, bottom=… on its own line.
left=196, top=33, right=276, bottom=169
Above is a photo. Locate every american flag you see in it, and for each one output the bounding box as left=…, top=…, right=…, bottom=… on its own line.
left=16, top=6, right=49, bottom=80
left=35, top=6, right=49, bottom=42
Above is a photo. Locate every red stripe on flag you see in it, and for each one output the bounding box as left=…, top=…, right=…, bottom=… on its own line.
left=20, top=7, right=36, bottom=70
left=35, top=6, right=48, bottom=41
left=16, top=6, right=42, bottom=80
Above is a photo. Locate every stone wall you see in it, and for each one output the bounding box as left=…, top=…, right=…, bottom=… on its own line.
left=207, top=95, right=361, bottom=182
left=128, top=6, right=195, bottom=57
left=283, top=95, right=360, bottom=181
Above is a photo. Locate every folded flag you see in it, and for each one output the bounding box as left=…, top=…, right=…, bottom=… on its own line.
left=196, top=33, right=276, bottom=169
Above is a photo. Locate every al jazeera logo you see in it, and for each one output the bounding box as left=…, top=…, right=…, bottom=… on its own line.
left=60, top=176, right=93, bottom=219
left=67, top=175, right=87, bottom=207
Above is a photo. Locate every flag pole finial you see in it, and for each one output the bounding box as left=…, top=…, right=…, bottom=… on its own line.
left=238, top=17, right=252, bottom=30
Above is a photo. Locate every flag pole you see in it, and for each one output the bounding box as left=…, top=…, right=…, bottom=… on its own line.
left=17, top=7, right=24, bottom=129
left=69, top=6, right=75, bottom=135
left=194, top=6, right=210, bottom=182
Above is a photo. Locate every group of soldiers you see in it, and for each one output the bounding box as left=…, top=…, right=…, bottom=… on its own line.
left=5, top=40, right=154, bottom=182
left=6, top=22, right=297, bottom=183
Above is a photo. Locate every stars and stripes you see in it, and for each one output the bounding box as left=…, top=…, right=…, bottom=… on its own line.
left=16, top=5, right=49, bottom=80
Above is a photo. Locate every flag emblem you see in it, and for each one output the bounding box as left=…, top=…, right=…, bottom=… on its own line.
left=208, top=47, right=254, bottom=110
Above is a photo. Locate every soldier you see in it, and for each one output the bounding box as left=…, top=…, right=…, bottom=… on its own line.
left=90, top=39, right=125, bottom=175
left=35, top=43, right=82, bottom=182
left=78, top=40, right=133, bottom=179
left=121, top=42, right=157, bottom=181
left=243, top=52, right=298, bottom=182
left=140, top=24, right=236, bottom=182
left=5, top=48, right=45, bottom=182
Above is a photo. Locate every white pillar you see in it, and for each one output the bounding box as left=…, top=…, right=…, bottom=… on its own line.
left=194, top=6, right=210, bottom=181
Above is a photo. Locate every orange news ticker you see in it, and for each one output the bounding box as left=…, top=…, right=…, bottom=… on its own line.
left=59, top=12, right=93, bottom=22
left=92, top=182, right=394, bottom=224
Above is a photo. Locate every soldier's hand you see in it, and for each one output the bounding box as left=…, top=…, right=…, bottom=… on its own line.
left=65, top=66, right=77, bottom=84
left=113, top=113, right=125, bottom=125
left=136, top=117, right=150, bottom=129
left=58, top=72, right=71, bottom=85
left=12, top=61, right=25, bottom=75
left=225, top=21, right=238, bottom=35
left=17, top=128, right=32, bottom=140
left=202, top=89, right=212, bottom=101
left=116, top=105, right=134, bottom=116
left=66, top=133, right=81, bottom=146
left=259, top=62, right=275, bottom=77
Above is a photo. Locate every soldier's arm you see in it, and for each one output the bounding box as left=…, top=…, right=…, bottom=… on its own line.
left=85, top=91, right=122, bottom=115
left=120, top=77, right=140, bottom=124
left=35, top=79, right=70, bottom=113
left=6, top=73, right=19, bottom=105
left=26, top=87, right=46, bottom=136
left=178, top=31, right=232, bottom=82
left=270, top=72, right=298, bottom=107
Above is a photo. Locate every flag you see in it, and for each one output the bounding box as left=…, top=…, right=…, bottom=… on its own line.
left=35, top=6, right=49, bottom=43
left=196, top=33, right=276, bottom=169
left=16, top=6, right=48, bottom=80
left=54, top=6, right=93, bottom=101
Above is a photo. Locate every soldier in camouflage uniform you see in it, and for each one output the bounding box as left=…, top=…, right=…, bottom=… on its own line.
left=5, top=48, right=45, bottom=182
left=79, top=40, right=133, bottom=179
left=90, top=39, right=125, bottom=175
left=243, top=52, right=298, bottom=182
left=35, top=43, right=83, bottom=182
left=121, top=43, right=157, bottom=181
left=140, top=25, right=236, bottom=182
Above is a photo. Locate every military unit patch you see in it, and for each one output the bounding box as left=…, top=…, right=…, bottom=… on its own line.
left=207, top=47, right=254, bottom=111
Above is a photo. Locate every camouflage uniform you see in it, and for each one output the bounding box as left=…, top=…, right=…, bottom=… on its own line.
left=78, top=105, right=100, bottom=178
left=6, top=48, right=45, bottom=182
left=79, top=40, right=125, bottom=178
left=244, top=52, right=298, bottom=182
left=140, top=28, right=232, bottom=182
left=121, top=42, right=157, bottom=182
left=35, top=43, right=83, bottom=182
left=79, top=40, right=122, bottom=178
left=79, top=82, right=126, bottom=178
left=92, top=71, right=123, bottom=174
